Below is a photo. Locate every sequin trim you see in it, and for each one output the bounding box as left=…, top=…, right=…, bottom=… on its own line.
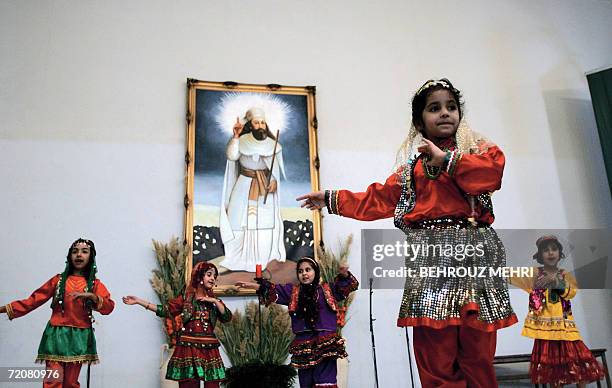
left=36, top=354, right=99, bottom=364
left=321, top=284, right=338, bottom=312
left=397, top=302, right=518, bottom=332
left=326, top=190, right=340, bottom=215
left=288, top=285, right=301, bottom=313
left=446, top=150, right=462, bottom=176
left=288, top=284, right=340, bottom=313
left=289, top=333, right=347, bottom=369
left=393, top=158, right=418, bottom=233
left=5, top=303, right=14, bottom=320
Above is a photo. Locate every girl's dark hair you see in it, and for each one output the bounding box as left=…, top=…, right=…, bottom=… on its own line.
left=53, top=238, right=98, bottom=312
left=411, top=78, right=464, bottom=131
left=296, top=257, right=321, bottom=329
left=66, top=238, right=97, bottom=279
left=533, top=237, right=565, bottom=264
left=191, top=261, right=219, bottom=289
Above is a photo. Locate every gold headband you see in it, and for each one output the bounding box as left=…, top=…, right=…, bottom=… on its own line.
left=298, top=257, right=319, bottom=269
left=416, top=79, right=452, bottom=95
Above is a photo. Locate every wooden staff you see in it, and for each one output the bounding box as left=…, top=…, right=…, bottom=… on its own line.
left=263, top=130, right=280, bottom=204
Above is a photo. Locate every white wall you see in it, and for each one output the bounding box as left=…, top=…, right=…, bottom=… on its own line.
left=1, top=1, right=612, bottom=387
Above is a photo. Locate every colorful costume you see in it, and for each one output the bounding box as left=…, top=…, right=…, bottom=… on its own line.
left=258, top=271, right=359, bottom=388
left=156, top=294, right=231, bottom=385
left=513, top=267, right=606, bottom=384
left=5, top=274, right=114, bottom=388
left=325, top=121, right=516, bottom=386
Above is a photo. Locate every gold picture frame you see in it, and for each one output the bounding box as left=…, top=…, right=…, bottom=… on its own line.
left=184, top=79, right=322, bottom=295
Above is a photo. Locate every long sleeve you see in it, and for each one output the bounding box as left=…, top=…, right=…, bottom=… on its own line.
left=6, top=275, right=59, bottom=320
left=509, top=268, right=536, bottom=293
left=560, top=271, right=578, bottom=300
left=257, top=280, right=293, bottom=306
left=226, top=138, right=240, bottom=161
left=216, top=300, right=232, bottom=323
left=92, top=280, right=114, bottom=315
left=451, top=144, right=505, bottom=195
left=331, top=271, right=359, bottom=301
left=156, top=295, right=185, bottom=318
left=327, top=172, right=402, bottom=221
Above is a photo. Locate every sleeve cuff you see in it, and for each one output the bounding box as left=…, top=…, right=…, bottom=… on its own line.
left=5, top=303, right=14, bottom=320
left=325, top=190, right=340, bottom=215
left=445, top=150, right=462, bottom=177
left=155, top=304, right=165, bottom=318
left=256, top=280, right=278, bottom=307
left=560, top=284, right=571, bottom=298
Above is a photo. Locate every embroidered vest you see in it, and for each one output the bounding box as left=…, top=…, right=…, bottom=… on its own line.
left=288, top=283, right=338, bottom=313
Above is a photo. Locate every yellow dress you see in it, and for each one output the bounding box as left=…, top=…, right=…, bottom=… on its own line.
left=510, top=267, right=580, bottom=341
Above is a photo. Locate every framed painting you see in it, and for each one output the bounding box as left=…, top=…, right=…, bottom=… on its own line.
left=183, top=79, right=322, bottom=295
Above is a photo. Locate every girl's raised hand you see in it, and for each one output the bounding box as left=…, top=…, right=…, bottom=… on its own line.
left=417, top=138, right=447, bottom=167
left=296, top=191, right=325, bottom=210
left=338, top=265, right=349, bottom=277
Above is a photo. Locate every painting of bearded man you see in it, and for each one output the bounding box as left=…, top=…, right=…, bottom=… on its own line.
left=184, top=81, right=322, bottom=293
left=219, top=107, right=286, bottom=271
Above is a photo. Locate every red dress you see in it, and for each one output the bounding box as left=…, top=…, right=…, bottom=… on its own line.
left=326, top=139, right=516, bottom=331
left=156, top=294, right=231, bottom=382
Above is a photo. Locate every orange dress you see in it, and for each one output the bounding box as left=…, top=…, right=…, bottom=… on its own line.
left=6, top=274, right=114, bottom=363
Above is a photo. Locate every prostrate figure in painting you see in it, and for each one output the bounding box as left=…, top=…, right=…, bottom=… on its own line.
left=219, top=107, right=286, bottom=271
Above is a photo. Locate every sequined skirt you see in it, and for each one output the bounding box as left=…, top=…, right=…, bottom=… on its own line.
left=166, top=336, right=225, bottom=382
left=530, top=339, right=606, bottom=384
left=397, top=225, right=517, bottom=331
left=289, top=332, right=347, bottom=369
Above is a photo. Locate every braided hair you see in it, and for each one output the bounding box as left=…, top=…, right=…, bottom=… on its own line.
left=52, top=238, right=97, bottom=312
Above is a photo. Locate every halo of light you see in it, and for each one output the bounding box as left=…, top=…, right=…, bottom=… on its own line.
left=215, top=92, right=291, bottom=135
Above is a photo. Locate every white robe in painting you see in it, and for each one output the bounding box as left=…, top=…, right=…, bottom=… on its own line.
left=219, top=132, right=286, bottom=271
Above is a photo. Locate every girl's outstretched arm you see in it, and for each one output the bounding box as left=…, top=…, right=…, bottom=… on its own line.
left=122, top=295, right=158, bottom=313
left=235, top=281, right=260, bottom=290
left=4, top=275, right=60, bottom=320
